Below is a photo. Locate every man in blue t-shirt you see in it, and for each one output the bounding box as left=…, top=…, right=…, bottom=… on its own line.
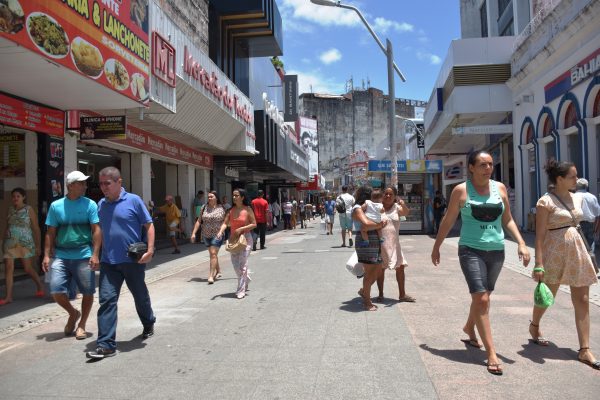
left=42, top=170, right=101, bottom=341
left=87, top=167, right=156, bottom=360
left=324, top=194, right=336, bottom=235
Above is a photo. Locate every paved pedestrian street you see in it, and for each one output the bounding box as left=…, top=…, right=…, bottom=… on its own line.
left=0, top=220, right=598, bottom=399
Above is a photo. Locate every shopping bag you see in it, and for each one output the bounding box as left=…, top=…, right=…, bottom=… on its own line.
left=345, top=251, right=364, bottom=278
left=533, top=282, right=554, bottom=308
left=320, top=219, right=326, bottom=233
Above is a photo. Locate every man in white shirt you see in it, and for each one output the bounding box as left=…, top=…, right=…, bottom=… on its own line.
left=338, top=185, right=355, bottom=247
left=576, top=178, right=600, bottom=247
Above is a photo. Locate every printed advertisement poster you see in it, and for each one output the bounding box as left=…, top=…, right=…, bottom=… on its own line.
left=298, top=117, right=318, bottom=177
left=80, top=116, right=126, bottom=140
left=0, top=133, right=25, bottom=177
left=0, top=0, right=150, bottom=104
left=0, top=93, right=64, bottom=136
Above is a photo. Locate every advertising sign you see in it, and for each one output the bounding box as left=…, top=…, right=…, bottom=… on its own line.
left=0, top=1, right=150, bottom=104
left=0, top=93, right=64, bottom=136
left=0, top=133, right=25, bottom=177
left=39, top=135, right=65, bottom=203
left=80, top=116, right=126, bottom=140
left=545, top=47, right=600, bottom=103
left=111, top=125, right=213, bottom=169
left=368, top=160, right=442, bottom=173
left=452, top=124, right=512, bottom=135
left=298, top=116, right=318, bottom=177
left=283, top=75, right=298, bottom=122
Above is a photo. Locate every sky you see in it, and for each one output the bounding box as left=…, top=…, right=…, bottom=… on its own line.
left=277, top=0, right=461, bottom=102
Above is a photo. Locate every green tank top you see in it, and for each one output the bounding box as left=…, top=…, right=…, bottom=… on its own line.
left=458, top=180, right=505, bottom=251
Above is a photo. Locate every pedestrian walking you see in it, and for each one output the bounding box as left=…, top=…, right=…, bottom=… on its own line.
left=431, top=150, right=530, bottom=376
left=42, top=171, right=101, bottom=340
left=86, top=167, right=156, bottom=359
left=291, top=198, right=298, bottom=229
left=324, top=195, right=335, bottom=235
left=282, top=199, right=292, bottom=230
left=217, top=189, right=256, bottom=299
left=305, top=201, right=313, bottom=221
left=1, top=188, right=44, bottom=305
left=352, top=186, right=387, bottom=311
left=299, top=200, right=306, bottom=228
left=432, top=190, right=447, bottom=234
left=530, top=160, right=599, bottom=370
left=271, top=199, right=281, bottom=228
left=375, top=186, right=413, bottom=303
left=251, top=190, right=268, bottom=250
left=156, top=195, right=181, bottom=254
left=575, top=178, right=600, bottom=247
left=338, top=185, right=355, bottom=246
left=193, top=190, right=205, bottom=219
left=191, top=191, right=225, bottom=284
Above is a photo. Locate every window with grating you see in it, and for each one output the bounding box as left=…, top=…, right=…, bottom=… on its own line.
left=593, top=91, right=600, bottom=118
left=543, top=116, right=553, bottom=137
left=564, top=103, right=577, bottom=128
left=452, top=64, right=511, bottom=86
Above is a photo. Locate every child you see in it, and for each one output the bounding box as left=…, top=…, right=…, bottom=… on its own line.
left=358, top=189, right=385, bottom=246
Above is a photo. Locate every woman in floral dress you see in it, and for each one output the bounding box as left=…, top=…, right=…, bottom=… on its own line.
left=191, top=191, right=226, bottom=284
left=531, top=160, right=599, bottom=369
left=1, top=188, right=44, bottom=305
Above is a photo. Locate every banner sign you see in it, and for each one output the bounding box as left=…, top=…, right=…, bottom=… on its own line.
left=545, top=47, right=600, bottom=103
left=452, top=124, right=512, bottom=135
left=368, top=159, right=442, bottom=173
left=0, top=0, right=150, bottom=104
left=110, top=125, right=213, bottom=169
left=283, top=75, right=298, bottom=122
left=80, top=115, right=126, bottom=140
left=0, top=93, right=64, bottom=136
left=298, top=116, right=318, bottom=177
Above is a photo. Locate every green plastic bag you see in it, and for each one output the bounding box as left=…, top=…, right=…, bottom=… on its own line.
left=534, top=282, right=554, bottom=308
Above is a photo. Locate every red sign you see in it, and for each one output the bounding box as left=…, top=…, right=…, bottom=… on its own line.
left=296, top=175, right=319, bottom=191
left=0, top=93, right=64, bottom=136
left=0, top=1, right=150, bottom=104
left=112, top=125, right=213, bottom=169
left=152, top=32, right=176, bottom=87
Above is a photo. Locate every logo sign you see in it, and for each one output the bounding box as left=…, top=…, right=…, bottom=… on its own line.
left=444, top=163, right=464, bottom=179
left=367, top=159, right=442, bottom=173
left=224, top=166, right=239, bottom=179
left=80, top=116, right=126, bottom=140
left=283, top=75, right=298, bottom=122
left=452, top=124, right=513, bottom=135
left=152, top=32, right=176, bottom=87
left=545, top=47, right=600, bottom=103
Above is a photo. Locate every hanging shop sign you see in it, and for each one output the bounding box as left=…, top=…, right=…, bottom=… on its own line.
left=452, top=124, right=513, bottom=135
left=544, top=47, right=600, bottom=103
left=111, top=125, right=213, bottom=169
left=0, top=93, right=64, bottom=136
left=0, top=1, right=150, bottom=104
left=283, top=75, right=298, bottom=122
left=80, top=115, right=126, bottom=140
left=368, top=159, right=442, bottom=173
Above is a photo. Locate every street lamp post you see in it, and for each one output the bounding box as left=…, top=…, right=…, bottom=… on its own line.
left=310, top=0, right=406, bottom=189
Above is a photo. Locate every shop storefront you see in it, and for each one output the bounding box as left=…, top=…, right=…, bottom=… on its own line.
left=368, top=159, right=443, bottom=232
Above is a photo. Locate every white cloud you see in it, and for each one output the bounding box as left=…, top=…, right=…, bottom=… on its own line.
left=280, top=0, right=360, bottom=27
left=319, top=48, right=342, bottom=64
left=373, top=17, right=414, bottom=34
left=417, top=51, right=442, bottom=65
left=287, top=69, right=345, bottom=95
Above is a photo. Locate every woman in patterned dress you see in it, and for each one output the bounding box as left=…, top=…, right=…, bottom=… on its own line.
left=1, top=188, right=44, bottom=305
left=531, top=160, right=599, bottom=369
left=191, top=191, right=226, bottom=284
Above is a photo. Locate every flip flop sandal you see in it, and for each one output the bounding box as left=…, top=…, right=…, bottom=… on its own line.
left=461, top=338, right=483, bottom=348
left=75, top=327, right=87, bottom=340
left=398, top=296, right=416, bottom=303
left=529, top=321, right=550, bottom=346
left=364, top=304, right=378, bottom=311
left=578, top=348, right=600, bottom=370
left=64, top=310, right=81, bottom=336
left=486, top=362, right=503, bottom=376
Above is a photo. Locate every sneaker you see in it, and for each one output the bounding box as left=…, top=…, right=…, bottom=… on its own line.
left=348, top=238, right=353, bottom=247
left=86, top=347, right=116, bottom=359
left=236, top=292, right=246, bottom=299
left=142, top=324, right=154, bottom=339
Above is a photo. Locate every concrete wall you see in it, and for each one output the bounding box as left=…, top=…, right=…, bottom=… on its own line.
left=158, top=0, right=209, bottom=53
left=460, top=0, right=485, bottom=38
left=299, top=88, right=420, bottom=173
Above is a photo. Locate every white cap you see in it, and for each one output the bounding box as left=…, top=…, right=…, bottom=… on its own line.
left=66, top=170, right=90, bottom=185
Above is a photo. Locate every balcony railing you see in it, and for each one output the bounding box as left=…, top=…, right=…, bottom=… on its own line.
left=513, top=0, right=561, bottom=50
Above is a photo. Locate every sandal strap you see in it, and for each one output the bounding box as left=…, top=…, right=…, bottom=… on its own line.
left=529, top=320, right=540, bottom=328
left=579, top=347, right=590, bottom=351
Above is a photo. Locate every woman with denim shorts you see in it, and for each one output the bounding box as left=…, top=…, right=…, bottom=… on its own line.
left=431, top=151, right=530, bottom=375
left=191, top=191, right=226, bottom=284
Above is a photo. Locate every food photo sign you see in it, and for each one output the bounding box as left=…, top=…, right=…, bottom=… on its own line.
left=0, top=0, right=150, bottom=104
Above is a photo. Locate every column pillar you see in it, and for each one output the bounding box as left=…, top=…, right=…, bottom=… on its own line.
left=178, top=164, right=195, bottom=235
left=131, top=153, right=152, bottom=204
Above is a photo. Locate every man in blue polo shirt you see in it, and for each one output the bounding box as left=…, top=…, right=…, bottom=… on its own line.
left=86, top=167, right=156, bottom=360
left=42, top=170, right=101, bottom=340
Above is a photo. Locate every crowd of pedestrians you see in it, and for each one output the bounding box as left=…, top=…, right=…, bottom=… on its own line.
left=1, top=149, right=599, bottom=373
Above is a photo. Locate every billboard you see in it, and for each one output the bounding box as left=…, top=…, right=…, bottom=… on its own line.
left=298, top=116, right=318, bottom=177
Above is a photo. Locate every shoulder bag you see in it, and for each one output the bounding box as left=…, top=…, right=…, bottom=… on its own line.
left=225, top=207, right=248, bottom=253
left=551, top=193, right=599, bottom=273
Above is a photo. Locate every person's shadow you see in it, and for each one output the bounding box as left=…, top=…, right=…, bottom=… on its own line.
left=36, top=331, right=75, bottom=342
left=419, top=343, right=515, bottom=366
left=517, top=341, right=578, bottom=364
left=210, top=292, right=239, bottom=300
left=339, top=296, right=368, bottom=313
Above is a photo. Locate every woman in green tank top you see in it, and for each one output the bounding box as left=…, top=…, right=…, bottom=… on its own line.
left=431, top=151, right=531, bottom=376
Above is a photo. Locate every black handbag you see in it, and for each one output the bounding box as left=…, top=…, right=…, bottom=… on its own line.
left=551, top=193, right=599, bottom=273
left=127, top=242, right=148, bottom=261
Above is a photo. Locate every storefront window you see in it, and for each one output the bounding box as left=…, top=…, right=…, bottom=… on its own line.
left=398, top=176, right=423, bottom=231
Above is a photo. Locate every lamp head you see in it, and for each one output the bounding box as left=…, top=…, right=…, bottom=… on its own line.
left=310, top=0, right=339, bottom=6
